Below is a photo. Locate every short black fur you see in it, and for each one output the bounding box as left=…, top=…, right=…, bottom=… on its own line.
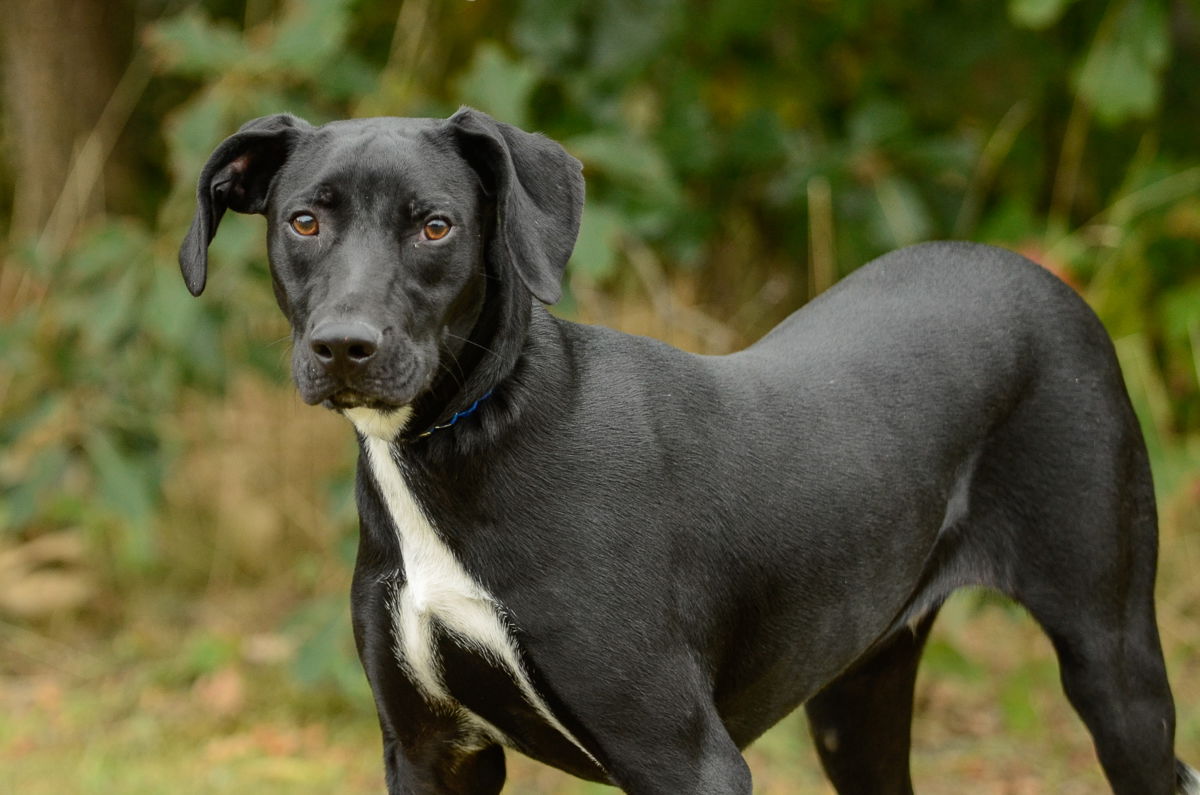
left=180, top=107, right=1194, bottom=795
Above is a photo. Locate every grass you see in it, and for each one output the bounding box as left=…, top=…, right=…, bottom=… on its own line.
left=3, top=583, right=1197, bottom=794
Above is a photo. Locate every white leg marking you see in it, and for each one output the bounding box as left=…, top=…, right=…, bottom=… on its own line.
left=349, top=412, right=599, bottom=768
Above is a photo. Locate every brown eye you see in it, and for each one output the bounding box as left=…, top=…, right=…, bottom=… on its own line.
left=290, top=213, right=319, bottom=236
left=423, top=219, right=451, bottom=240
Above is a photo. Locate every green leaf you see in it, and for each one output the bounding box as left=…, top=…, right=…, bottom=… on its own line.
left=1073, top=1, right=1170, bottom=125
left=85, top=431, right=158, bottom=568
left=588, top=0, right=681, bottom=79
left=286, top=594, right=369, bottom=699
left=455, top=43, right=541, bottom=129
left=1161, top=283, right=1200, bottom=342
left=313, top=54, right=378, bottom=102
left=164, top=90, right=234, bottom=194
left=848, top=98, right=911, bottom=147
left=1008, top=0, right=1077, bottom=30
left=870, top=176, right=932, bottom=248
left=570, top=202, right=624, bottom=280
left=727, top=108, right=791, bottom=173
left=62, top=221, right=153, bottom=283
left=0, top=444, right=70, bottom=531
left=703, top=0, right=777, bottom=44
left=0, top=394, right=63, bottom=448
left=657, top=72, right=717, bottom=177
left=1000, top=677, right=1040, bottom=736
left=269, top=0, right=352, bottom=76
left=566, top=132, right=681, bottom=206
left=921, top=638, right=985, bottom=681
left=977, top=197, right=1040, bottom=245
left=183, top=633, right=239, bottom=678
left=80, top=271, right=137, bottom=354
left=513, top=0, right=581, bottom=65
left=207, top=211, right=263, bottom=274
left=143, top=268, right=204, bottom=352
left=999, top=663, right=1056, bottom=737
left=145, top=10, right=248, bottom=79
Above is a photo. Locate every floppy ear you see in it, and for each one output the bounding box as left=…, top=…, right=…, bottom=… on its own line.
left=448, top=107, right=584, bottom=305
left=178, top=113, right=309, bottom=296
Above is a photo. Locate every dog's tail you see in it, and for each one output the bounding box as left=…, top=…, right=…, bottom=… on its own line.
left=1179, top=760, right=1200, bottom=794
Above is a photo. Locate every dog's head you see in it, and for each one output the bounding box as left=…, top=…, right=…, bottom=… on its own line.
left=179, top=108, right=583, bottom=421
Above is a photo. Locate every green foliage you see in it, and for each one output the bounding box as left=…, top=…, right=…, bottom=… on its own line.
left=2, top=221, right=207, bottom=570
left=1072, top=0, right=1170, bottom=125
left=921, top=638, right=986, bottom=683
left=287, top=593, right=371, bottom=702
left=1009, top=0, right=1080, bottom=30
left=1, top=0, right=376, bottom=542
left=456, top=42, right=540, bottom=129
left=2, top=0, right=1198, bottom=704
left=146, top=10, right=249, bottom=78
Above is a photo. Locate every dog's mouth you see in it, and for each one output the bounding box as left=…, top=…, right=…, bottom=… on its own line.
left=323, top=389, right=404, bottom=412
left=292, top=343, right=428, bottom=413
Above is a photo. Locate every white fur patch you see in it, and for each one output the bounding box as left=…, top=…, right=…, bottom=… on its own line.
left=344, top=406, right=413, bottom=441
left=349, top=412, right=598, bottom=767
left=1180, top=763, right=1200, bottom=795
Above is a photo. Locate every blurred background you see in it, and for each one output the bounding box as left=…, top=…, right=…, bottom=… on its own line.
left=1, top=0, right=1198, bottom=792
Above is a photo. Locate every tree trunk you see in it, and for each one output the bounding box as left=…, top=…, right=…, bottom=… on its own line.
left=1, top=0, right=126, bottom=243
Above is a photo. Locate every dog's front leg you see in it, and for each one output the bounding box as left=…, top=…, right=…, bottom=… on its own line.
left=381, top=731, right=505, bottom=795
left=351, top=570, right=506, bottom=795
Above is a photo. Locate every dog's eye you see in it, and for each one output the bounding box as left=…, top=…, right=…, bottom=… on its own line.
left=423, top=219, right=451, bottom=241
left=290, top=213, right=319, bottom=236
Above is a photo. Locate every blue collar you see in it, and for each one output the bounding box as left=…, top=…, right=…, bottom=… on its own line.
left=416, top=390, right=494, bottom=439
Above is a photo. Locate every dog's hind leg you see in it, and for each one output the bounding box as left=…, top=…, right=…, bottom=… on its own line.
left=972, top=391, right=1182, bottom=794
left=803, top=610, right=938, bottom=795
left=1021, top=577, right=1180, bottom=795
left=1034, top=601, right=1178, bottom=795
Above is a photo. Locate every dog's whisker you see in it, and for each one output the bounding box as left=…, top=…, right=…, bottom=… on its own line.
left=436, top=359, right=465, bottom=388
left=440, top=344, right=466, bottom=378
left=445, top=333, right=499, bottom=357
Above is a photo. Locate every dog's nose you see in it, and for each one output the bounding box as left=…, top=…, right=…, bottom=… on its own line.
left=309, top=320, right=382, bottom=376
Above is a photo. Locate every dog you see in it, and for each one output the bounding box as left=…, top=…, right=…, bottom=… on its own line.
left=180, top=107, right=1197, bottom=794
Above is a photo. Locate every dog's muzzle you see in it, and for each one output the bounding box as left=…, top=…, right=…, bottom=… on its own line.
left=309, top=319, right=382, bottom=380
left=300, top=319, right=408, bottom=410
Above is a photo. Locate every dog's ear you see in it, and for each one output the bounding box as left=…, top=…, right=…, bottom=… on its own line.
left=448, top=107, right=584, bottom=305
left=178, top=113, right=310, bottom=296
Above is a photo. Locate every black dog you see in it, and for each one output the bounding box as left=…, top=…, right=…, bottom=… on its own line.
left=180, top=108, right=1197, bottom=794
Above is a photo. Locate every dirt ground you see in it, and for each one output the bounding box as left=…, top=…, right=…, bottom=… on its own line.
left=3, top=586, right=1197, bottom=794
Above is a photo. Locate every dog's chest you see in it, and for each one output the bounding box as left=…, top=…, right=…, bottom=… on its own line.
left=360, top=436, right=521, bottom=699
left=357, top=430, right=594, bottom=763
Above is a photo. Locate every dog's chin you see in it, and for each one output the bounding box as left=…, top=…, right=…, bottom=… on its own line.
left=295, top=373, right=425, bottom=413
left=323, top=389, right=406, bottom=412
left=307, top=387, right=419, bottom=441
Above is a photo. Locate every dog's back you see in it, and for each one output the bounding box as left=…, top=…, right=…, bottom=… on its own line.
left=181, top=108, right=1194, bottom=794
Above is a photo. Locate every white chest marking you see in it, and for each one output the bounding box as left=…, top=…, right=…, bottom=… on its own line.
left=1180, top=763, right=1200, bottom=795
left=347, top=408, right=597, bottom=766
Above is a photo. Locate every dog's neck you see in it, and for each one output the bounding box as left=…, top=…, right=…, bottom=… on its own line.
left=345, top=304, right=567, bottom=486
left=399, top=240, right=538, bottom=448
